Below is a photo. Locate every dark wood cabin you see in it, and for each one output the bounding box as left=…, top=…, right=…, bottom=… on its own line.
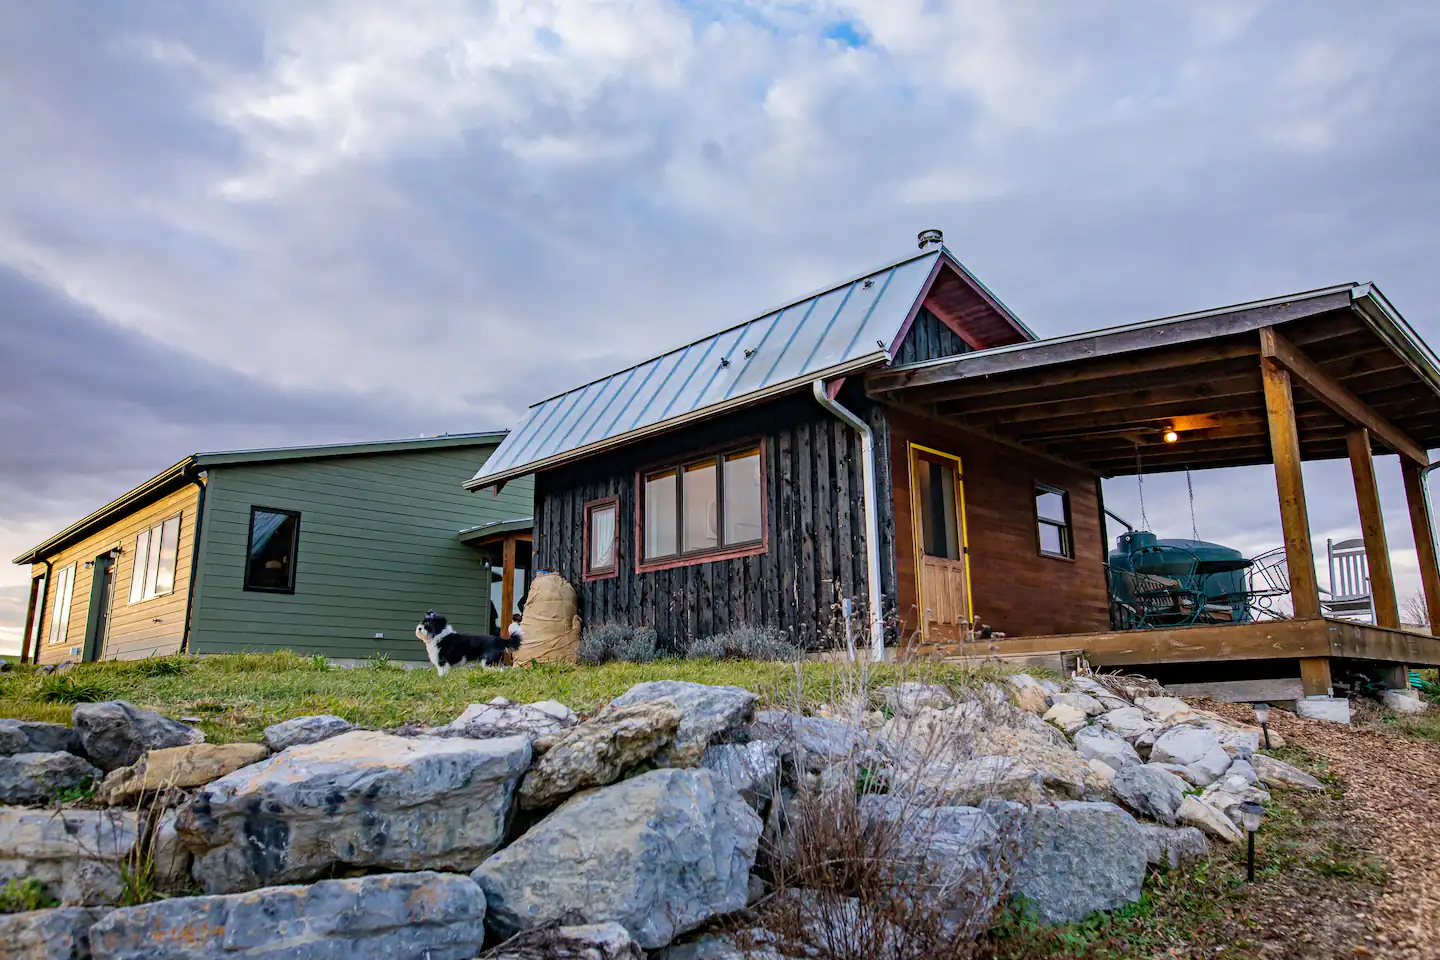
left=470, top=237, right=1440, bottom=698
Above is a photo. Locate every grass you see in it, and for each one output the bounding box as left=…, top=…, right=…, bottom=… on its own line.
left=0, top=651, right=1025, bottom=743
left=0, top=877, right=59, bottom=914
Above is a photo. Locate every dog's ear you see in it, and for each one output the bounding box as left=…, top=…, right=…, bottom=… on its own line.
left=425, top=609, right=437, bottom=619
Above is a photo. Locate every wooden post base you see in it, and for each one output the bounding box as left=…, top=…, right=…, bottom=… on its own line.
left=1299, top=657, right=1333, bottom=698
left=1381, top=664, right=1412, bottom=690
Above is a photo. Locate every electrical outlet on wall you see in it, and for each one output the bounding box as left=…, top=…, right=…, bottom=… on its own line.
left=374, top=632, right=384, bottom=640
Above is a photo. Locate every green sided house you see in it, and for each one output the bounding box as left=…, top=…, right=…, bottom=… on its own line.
left=14, top=434, right=535, bottom=667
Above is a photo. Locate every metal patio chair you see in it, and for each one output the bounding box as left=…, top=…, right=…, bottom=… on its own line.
left=1121, top=545, right=1209, bottom=629
left=1246, top=547, right=1292, bottom=620
left=1321, top=538, right=1375, bottom=622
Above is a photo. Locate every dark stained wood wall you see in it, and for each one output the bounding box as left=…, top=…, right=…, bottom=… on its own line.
left=534, top=386, right=897, bottom=651
left=888, top=410, right=1111, bottom=640
left=894, top=307, right=974, bottom=366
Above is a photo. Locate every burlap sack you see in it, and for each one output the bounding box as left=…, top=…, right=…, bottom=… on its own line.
left=513, top=573, right=582, bottom=665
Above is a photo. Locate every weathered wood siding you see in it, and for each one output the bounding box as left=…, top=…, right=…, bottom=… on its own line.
left=894, top=307, right=973, bottom=365
left=30, top=484, right=200, bottom=664
left=889, top=411, right=1110, bottom=639
left=187, top=447, right=533, bottom=662
left=534, top=388, right=896, bottom=650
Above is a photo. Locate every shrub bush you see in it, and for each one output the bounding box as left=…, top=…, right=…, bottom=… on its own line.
left=684, top=625, right=800, bottom=662
left=579, top=622, right=660, bottom=665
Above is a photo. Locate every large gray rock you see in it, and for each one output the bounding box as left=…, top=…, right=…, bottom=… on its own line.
left=1097, top=707, right=1155, bottom=741
left=700, top=741, right=779, bottom=810
left=883, top=682, right=956, bottom=716
left=1252, top=753, right=1324, bottom=791
left=1177, top=795, right=1244, bottom=843
left=519, top=700, right=680, bottom=809
left=0, top=907, right=111, bottom=960
left=610, top=681, right=757, bottom=765
left=0, top=751, right=100, bottom=805
left=0, top=808, right=138, bottom=905
left=433, top=698, right=577, bottom=742
left=1013, top=801, right=1147, bottom=925
left=1150, top=726, right=1231, bottom=786
left=473, top=768, right=761, bottom=950
left=749, top=710, right=871, bottom=763
left=71, top=702, right=203, bottom=772
left=261, top=715, right=354, bottom=752
left=922, top=755, right=1045, bottom=806
left=151, top=809, right=191, bottom=895
left=178, top=730, right=530, bottom=894
left=1138, top=824, right=1209, bottom=869
left=1109, top=764, right=1187, bottom=826
left=655, top=935, right=778, bottom=959
left=1049, top=692, right=1104, bottom=716
left=480, top=922, right=644, bottom=959
left=1073, top=726, right=1141, bottom=773
left=88, top=871, right=487, bottom=959
left=0, top=719, right=83, bottom=758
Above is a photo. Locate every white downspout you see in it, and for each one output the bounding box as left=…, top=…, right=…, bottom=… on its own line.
left=812, top=380, right=885, bottom=661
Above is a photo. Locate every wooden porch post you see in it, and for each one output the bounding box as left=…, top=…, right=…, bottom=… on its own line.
left=1261, top=352, right=1322, bottom=620
left=1401, top=459, right=1440, bottom=632
left=499, top=535, right=518, bottom=639
left=1299, top=657, right=1334, bottom=698
left=1346, top=428, right=1400, bottom=628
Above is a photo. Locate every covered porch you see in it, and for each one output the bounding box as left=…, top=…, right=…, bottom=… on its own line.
left=867, top=283, right=1440, bottom=698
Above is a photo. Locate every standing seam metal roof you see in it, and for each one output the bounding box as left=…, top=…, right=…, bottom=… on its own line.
left=467, top=247, right=947, bottom=488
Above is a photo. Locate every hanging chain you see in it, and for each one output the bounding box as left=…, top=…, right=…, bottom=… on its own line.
left=1187, top=466, right=1199, bottom=541
left=1135, top=441, right=1150, bottom=532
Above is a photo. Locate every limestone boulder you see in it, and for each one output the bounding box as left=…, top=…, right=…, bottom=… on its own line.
left=178, top=730, right=530, bottom=894
left=0, top=719, right=83, bottom=758
left=0, top=906, right=111, bottom=960
left=1147, top=761, right=1198, bottom=785
left=435, top=697, right=577, bottom=741
left=610, top=681, right=756, bottom=765
left=883, top=682, right=956, bottom=716
left=1013, top=801, right=1148, bottom=925
left=474, top=768, right=761, bottom=950
left=98, top=743, right=268, bottom=805
left=1138, top=824, right=1209, bottom=869
left=1043, top=703, right=1089, bottom=736
left=921, top=755, right=1045, bottom=806
left=480, top=922, right=644, bottom=959
left=701, top=741, right=779, bottom=810
left=1150, top=726, right=1231, bottom=786
left=1109, top=763, right=1187, bottom=826
left=1177, top=795, right=1244, bottom=843
left=1252, top=754, right=1324, bottom=791
left=1134, top=696, right=1197, bottom=723
left=1073, top=726, right=1142, bottom=773
left=262, top=715, right=354, bottom=752
left=88, top=871, right=487, bottom=960
left=1002, top=674, right=1052, bottom=714
left=0, top=808, right=138, bottom=905
left=71, top=702, right=203, bottom=772
left=1226, top=758, right=1258, bottom=784
left=1383, top=689, right=1429, bottom=715
left=1050, top=692, right=1105, bottom=716
left=519, top=700, right=680, bottom=809
left=1097, top=707, right=1154, bottom=741
left=0, top=751, right=100, bottom=805
left=151, top=809, right=191, bottom=895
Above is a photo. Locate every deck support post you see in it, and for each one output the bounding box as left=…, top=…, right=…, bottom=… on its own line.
left=499, top=535, right=518, bottom=639
left=1347, top=428, right=1401, bottom=629
left=1260, top=351, right=1322, bottom=620
left=1299, top=657, right=1333, bottom=698
left=1401, top=459, right=1440, bottom=632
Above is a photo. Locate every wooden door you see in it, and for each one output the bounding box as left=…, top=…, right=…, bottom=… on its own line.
left=909, top=444, right=972, bottom=643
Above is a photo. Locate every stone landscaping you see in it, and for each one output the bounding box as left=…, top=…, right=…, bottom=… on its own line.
left=0, top=672, right=1333, bottom=958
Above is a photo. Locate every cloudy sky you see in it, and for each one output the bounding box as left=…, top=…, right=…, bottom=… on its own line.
left=3, top=1, right=1439, bottom=653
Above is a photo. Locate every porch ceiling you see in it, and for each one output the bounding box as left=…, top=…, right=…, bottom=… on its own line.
left=866, top=288, right=1440, bottom=476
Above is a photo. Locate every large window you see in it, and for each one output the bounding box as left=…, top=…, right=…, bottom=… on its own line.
left=584, top=498, right=619, bottom=580
left=640, top=445, right=764, bottom=569
left=244, top=507, right=301, bottom=593
left=1036, top=484, right=1074, bottom=559
left=47, top=563, right=76, bottom=645
left=129, top=514, right=182, bottom=603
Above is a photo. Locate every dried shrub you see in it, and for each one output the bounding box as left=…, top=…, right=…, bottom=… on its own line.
left=579, top=622, right=660, bottom=665
left=683, top=625, right=800, bottom=662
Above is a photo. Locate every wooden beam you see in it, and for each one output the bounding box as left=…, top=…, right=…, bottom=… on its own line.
left=1347, top=428, right=1401, bottom=628
left=1401, top=459, right=1440, bottom=631
left=499, top=535, right=518, bottom=640
left=1299, top=657, right=1333, bottom=697
left=1260, top=327, right=1428, bottom=465
left=1262, top=357, right=1323, bottom=620
left=963, top=372, right=1262, bottom=426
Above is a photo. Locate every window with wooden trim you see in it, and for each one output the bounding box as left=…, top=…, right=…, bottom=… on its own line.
left=244, top=507, right=300, bottom=593
left=584, top=498, right=619, bottom=579
left=129, top=514, right=182, bottom=603
left=640, top=445, right=764, bottom=568
left=48, top=563, right=77, bottom=645
left=1035, top=484, right=1074, bottom=559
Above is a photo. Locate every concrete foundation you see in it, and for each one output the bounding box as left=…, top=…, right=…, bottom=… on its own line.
left=1382, top=689, right=1429, bottom=715
left=1295, top=696, right=1352, bottom=724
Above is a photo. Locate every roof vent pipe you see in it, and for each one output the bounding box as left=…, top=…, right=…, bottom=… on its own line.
left=917, top=228, right=943, bottom=250
left=812, top=380, right=885, bottom=661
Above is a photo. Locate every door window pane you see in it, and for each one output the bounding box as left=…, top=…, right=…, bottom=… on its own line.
left=918, top=457, right=960, bottom=560
left=723, top=449, right=763, bottom=545
left=587, top=501, right=618, bottom=573
left=682, top=460, right=718, bottom=553
left=644, top=471, right=678, bottom=559
left=245, top=507, right=300, bottom=591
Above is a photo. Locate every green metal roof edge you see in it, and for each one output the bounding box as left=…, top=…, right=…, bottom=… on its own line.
left=457, top=517, right=535, bottom=542
left=194, top=431, right=507, bottom=467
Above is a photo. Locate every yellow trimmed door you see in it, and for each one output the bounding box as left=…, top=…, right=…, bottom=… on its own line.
left=909, top=444, right=972, bottom=643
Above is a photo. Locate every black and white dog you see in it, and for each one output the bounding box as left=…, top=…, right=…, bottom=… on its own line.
left=415, top=610, right=520, bottom=675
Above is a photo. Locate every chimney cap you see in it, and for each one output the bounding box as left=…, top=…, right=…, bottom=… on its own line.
left=917, top=228, right=943, bottom=250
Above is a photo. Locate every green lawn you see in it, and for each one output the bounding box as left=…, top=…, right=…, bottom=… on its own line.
left=0, top=651, right=1016, bottom=743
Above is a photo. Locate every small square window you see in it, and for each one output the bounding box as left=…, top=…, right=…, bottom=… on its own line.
left=1036, top=485, right=1073, bottom=559
left=585, top=498, right=619, bottom=579
left=245, top=507, right=300, bottom=593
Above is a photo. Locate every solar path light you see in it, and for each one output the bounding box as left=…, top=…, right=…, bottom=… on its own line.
left=1238, top=801, right=1266, bottom=882
left=1253, top=702, right=1272, bottom=749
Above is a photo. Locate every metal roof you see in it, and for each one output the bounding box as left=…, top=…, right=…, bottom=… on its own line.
left=467, top=248, right=951, bottom=489
left=457, top=517, right=534, bottom=543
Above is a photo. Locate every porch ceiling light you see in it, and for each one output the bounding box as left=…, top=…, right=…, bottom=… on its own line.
left=1163, top=427, right=1180, bottom=444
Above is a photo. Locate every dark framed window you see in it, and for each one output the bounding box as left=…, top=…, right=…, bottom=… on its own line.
left=638, top=444, right=765, bottom=572
left=244, top=507, right=301, bottom=593
left=1035, top=484, right=1073, bottom=559
left=584, top=497, right=619, bottom=580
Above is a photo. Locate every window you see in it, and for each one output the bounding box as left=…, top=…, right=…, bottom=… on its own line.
left=129, top=514, right=182, bottom=603
left=244, top=507, right=300, bottom=592
left=1036, top=484, right=1073, bottom=559
left=916, top=454, right=961, bottom=560
left=584, top=498, right=619, bottom=579
left=640, top=444, right=765, bottom=568
left=47, top=564, right=76, bottom=645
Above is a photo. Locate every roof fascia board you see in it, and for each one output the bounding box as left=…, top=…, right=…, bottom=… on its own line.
left=938, top=249, right=1038, bottom=341
left=467, top=350, right=890, bottom=490
left=1350, top=285, right=1440, bottom=399
left=194, top=432, right=506, bottom=468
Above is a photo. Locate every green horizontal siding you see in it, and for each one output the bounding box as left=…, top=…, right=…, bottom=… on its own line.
left=188, top=446, right=533, bottom=661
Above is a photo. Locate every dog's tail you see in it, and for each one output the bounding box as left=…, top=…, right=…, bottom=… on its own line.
left=502, top=631, right=523, bottom=651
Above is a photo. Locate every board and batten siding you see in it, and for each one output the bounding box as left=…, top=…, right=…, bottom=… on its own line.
left=534, top=389, right=897, bottom=651
left=29, top=484, right=200, bottom=664
left=187, top=446, right=533, bottom=662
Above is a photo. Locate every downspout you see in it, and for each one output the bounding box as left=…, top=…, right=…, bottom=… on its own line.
left=22, top=559, right=53, bottom=665
left=180, top=471, right=208, bottom=654
left=812, top=380, right=885, bottom=661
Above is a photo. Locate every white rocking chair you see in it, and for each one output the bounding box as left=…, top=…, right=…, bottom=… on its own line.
left=1320, top=538, right=1375, bottom=623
